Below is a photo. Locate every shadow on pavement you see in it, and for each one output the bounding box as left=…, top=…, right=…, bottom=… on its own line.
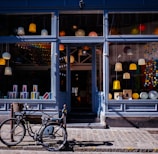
left=62, top=139, right=114, bottom=151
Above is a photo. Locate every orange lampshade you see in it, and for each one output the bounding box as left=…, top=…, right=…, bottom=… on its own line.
left=113, top=80, right=121, bottom=90
left=88, top=31, right=98, bottom=36
left=29, top=23, right=36, bottom=33
left=0, top=58, right=5, bottom=65
left=64, top=55, right=75, bottom=64
left=59, top=44, right=65, bottom=51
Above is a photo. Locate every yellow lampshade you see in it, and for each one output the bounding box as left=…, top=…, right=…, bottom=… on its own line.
left=0, top=58, right=5, bottom=65
left=108, top=93, right=112, bottom=99
left=129, top=63, right=137, bottom=70
left=123, top=72, right=130, bottom=79
left=115, top=62, right=123, bottom=71
left=64, top=55, right=75, bottom=64
left=132, top=93, right=139, bottom=99
left=113, top=80, right=121, bottom=90
left=138, top=58, right=145, bottom=65
left=29, top=23, right=36, bottom=33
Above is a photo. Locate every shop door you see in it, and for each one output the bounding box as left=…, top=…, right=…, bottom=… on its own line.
left=71, top=70, right=92, bottom=112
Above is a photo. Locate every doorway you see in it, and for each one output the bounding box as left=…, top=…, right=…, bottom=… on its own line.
left=71, top=70, right=92, bottom=112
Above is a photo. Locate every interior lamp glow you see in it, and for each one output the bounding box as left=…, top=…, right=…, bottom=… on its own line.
left=115, top=62, right=123, bottom=71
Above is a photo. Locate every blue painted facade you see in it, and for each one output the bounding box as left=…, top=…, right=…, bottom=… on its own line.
left=0, top=0, right=158, bottom=124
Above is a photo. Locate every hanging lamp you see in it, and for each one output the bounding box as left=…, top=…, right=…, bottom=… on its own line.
left=138, top=58, right=146, bottom=65
left=129, top=63, right=137, bottom=70
left=29, top=22, right=36, bottom=33
left=17, top=27, right=25, bottom=35
left=4, top=66, right=12, bottom=75
left=123, top=72, right=130, bottom=79
left=115, top=62, right=123, bottom=71
left=113, top=80, right=121, bottom=90
left=0, top=58, right=5, bottom=65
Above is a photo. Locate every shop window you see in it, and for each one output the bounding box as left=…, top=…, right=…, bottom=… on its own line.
left=109, top=13, right=158, bottom=35
left=0, top=43, right=51, bottom=99
left=0, top=14, right=51, bottom=36
left=59, top=12, right=103, bottom=36
left=109, top=43, right=158, bottom=100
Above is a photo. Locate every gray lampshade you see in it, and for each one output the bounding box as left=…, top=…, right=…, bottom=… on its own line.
left=4, top=66, right=12, bottom=75
left=2, top=52, right=11, bottom=60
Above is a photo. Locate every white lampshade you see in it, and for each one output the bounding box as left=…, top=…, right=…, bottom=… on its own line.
left=17, top=27, right=25, bottom=35
left=138, top=58, right=146, bottom=65
left=41, top=29, right=48, bottom=36
left=75, top=29, right=85, bottom=36
left=123, top=72, right=130, bottom=79
left=2, top=52, right=11, bottom=60
left=4, top=67, right=12, bottom=75
left=115, top=62, right=123, bottom=71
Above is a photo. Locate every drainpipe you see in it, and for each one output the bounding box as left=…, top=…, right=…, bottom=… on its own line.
left=100, top=11, right=109, bottom=125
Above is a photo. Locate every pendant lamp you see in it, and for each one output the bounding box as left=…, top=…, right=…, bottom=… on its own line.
left=123, top=72, right=130, bottom=79
left=29, top=23, right=36, bottom=33
left=0, top=58, right=5, bottom=65
left=4, top=66, right=12, bottom=75
left=115, top=62, right=123, bottom=71
left=17, top=27, right=25, bottom=35
left=41, top=29, right=48, bottom=36
left=138, top=58, right=145, bottom=65
left=113, top=80, right=121, bottom=90
left=129, top=63, right=137, bottom=70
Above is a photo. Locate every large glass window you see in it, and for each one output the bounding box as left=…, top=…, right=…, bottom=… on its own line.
left=0, top=14, right=51, bottom=36
left=109, top=42, right=158, bottom=100
left=109, top=13, right=158, bottom=35
left=0, top=43, right=51, bottom=99
left=59, top=12, right=103, bottom=36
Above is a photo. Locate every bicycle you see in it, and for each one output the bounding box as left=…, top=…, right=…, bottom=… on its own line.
left=0, top=103, right=67, bottom=151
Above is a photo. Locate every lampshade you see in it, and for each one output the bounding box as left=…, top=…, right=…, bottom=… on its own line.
left=4, top=66, right=12, bottom=75
left=2, top=52, right=11, bottom=60
left=17, top=27, right=25, bottom=35
left=0, top=58, right=5, bottom=65
left=138, top=58, right=146, bottom=65
left=129, top=63, right=137, bottom=70
left=64, top=55, right=75, bottom=64
left=88, top=31, right=98, bottom=36
left=115, top=62, right=123, bottom=71
left=41, top=29, right=48, bottom=36
left=59, top=44, right=65, bottom=51
left=113, top=80, right=121, bottom=90
left=75, top=29, right=85, bottom=36
left=29, top=23, right=36, bottom=33
left=123, top=72, right=130, bottom=79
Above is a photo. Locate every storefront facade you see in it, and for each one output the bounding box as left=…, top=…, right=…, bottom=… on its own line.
left=0, top=0, right=158, bottom=124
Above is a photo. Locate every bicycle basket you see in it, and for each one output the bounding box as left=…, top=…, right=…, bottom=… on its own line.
left=12, top=103, right=23, bottom=112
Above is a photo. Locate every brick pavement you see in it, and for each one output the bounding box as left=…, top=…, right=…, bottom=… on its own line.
left=0, top=125, right=158, bottom=153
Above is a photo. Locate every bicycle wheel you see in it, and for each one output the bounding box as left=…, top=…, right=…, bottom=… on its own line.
left=40, top=124, right=67, bottom=151
left=0, top=118, right=26, bottom=146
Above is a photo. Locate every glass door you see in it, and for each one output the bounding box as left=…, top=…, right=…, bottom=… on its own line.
left=71, top=70, right=92, bottom=112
